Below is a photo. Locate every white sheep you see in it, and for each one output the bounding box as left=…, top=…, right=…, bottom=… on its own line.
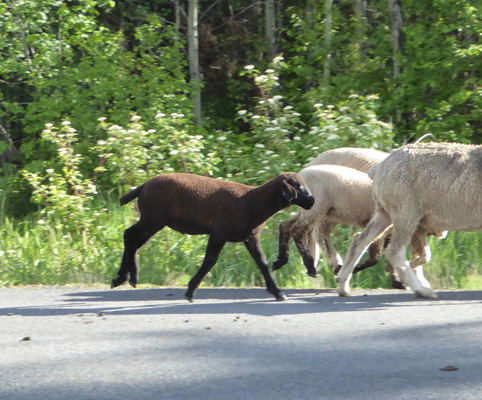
left=272, top=164, right=380, bottom=277
left=274, top=147, right=389, bottom=279
left=304, top=148, right=391, bottom=277
left=305, top=147, right=389, bottom=172
left=336, top=142, right=481, bottom=298
left=273, top=147, right=444, bottom=287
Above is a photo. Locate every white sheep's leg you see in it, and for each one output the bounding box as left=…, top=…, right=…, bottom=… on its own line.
left=385, top=228, right=437, bottom=299
left=315, top=222, right=342, bottom=273
left=272, top=218, right=296, bottom=271
left=353, top=237, right=384, bottom=274
left=309, top=227, right=321, bottom=271
left=409, top=231, right=432, bottom=269
left=410, top=240, right=432, bottom=289
left=384, top=229, right=432, bottom=291
left=325, top=238, right=343, bottom=273
left=290, top=217, right=319, bottom=277
left=414, top=266, right=431, bottom=289
left=337, top=209, right=392, bottom=297
left=408, top=231, right=434, bottom=291
left=293, top=228, right=317, bottom=277
left=411, top=244, right=431, bottom=269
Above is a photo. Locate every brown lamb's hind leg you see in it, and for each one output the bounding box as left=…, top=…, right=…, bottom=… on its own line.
left=112, top=220, right=161, bottom=289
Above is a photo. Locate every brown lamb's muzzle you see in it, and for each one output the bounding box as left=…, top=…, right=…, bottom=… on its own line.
left=297, top=192, right=315, bottom=210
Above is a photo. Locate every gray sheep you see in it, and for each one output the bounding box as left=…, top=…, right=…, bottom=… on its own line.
left=111, top=172, right=314, bottom=302
left=337, top=142, right=481, bottom=298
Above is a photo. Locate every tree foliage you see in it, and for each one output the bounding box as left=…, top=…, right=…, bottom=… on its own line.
left=0, top=0, right=481, bottom=209
left=0, top=0, right=188, bottom=164
left=1, top=0, right=481, bottom=288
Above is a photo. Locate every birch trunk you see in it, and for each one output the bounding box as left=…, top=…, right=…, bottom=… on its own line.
left=305, top=0, right=318, bottom=91
left=389, top=0, right=404, bottom=80
left=322, top=0, right=333, bottom=91
left=389, top=0, right=404, bottom=123
left=0, top=123, right=22, bottom=165
left=174, top=0, right=180, bottom=34
left=353, top=0, right=367, bottom=53
left=265, top=0, right=276, bottom=60
left=188, top=0, right=202, bottom=127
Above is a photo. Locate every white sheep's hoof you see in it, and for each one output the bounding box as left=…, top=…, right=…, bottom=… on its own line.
left=337, top=289, right=351, bottom=297
left=414, top=289, right=438, bottom=299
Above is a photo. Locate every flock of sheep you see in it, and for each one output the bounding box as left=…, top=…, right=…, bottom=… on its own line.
left=111, top=142, right=482, bottom=302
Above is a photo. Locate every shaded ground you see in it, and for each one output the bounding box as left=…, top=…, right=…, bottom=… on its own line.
left=1, top=286, right=482, bottom=400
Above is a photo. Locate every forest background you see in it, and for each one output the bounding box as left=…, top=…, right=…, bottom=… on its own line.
left=1, top=0, right=481, bottom=291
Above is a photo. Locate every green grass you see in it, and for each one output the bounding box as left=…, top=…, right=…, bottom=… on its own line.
left=425, top=231, right=482, bottom=289
left=1, top=196, right=482, bottom=291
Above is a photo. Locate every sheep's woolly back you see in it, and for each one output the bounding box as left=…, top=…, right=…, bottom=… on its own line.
left=366, top=164, right=378, bottom=180
left=299, top=165, right=375, bottom=227
left=306, top=147, right=389, bottom=172
left=372, top=142, right=482, bottom=232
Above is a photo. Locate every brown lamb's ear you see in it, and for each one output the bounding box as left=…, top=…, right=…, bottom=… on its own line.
left=281, top=179, right=297, bottom=202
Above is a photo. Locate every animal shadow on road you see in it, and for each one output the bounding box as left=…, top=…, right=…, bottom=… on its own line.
left=2, top=287, right=481, bottom=318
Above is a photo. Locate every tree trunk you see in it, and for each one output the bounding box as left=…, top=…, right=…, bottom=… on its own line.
left=389, top=0, right=404, bottom=123
left=389, top=0, right=404, bottom=81
left=304, top=0, right=319, bottom=91
left=322, top=0, right=333, bottom=91
left=265, top=0, right=276, bottom=61
left=174, top=0, right=180, bottom=33
left=188, top=0, right=202, bottom=127
left=353, top=0, right=367, bottom=54
left=0, top=123, right=23, bottom=166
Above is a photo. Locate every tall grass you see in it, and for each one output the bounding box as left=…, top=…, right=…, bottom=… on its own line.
left=426, top=232, right=482, bottom=289
left=1, top=195, right=482, bottom=290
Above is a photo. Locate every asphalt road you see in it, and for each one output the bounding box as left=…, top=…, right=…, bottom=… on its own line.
left=1, top=286, right=482, bottom=400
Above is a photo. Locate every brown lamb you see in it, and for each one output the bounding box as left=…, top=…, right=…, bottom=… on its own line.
left=111, top=172, right=314, bottom=302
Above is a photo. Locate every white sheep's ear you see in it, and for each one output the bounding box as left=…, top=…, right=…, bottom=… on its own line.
left=281, top=181, right=296, bottom=202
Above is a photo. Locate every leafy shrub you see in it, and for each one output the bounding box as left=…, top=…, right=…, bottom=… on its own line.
left=223, top=59, right=393, bottom=185
left=94, top=113, right=220, bottom=191
left=310, top=94, right=394, bottom=151
left=22, top=121, right=97, bottom=232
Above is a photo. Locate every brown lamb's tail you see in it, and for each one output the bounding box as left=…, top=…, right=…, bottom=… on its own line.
left=120, top=184, right=145, bottom=205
